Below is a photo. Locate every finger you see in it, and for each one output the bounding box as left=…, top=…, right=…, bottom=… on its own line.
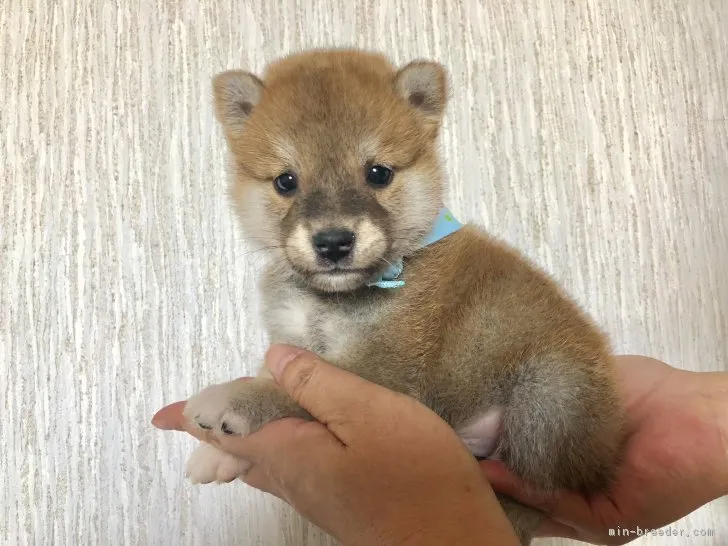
left=265, top=345, right=402, bottom=437
left=479, top=460, right=598, bottom=528
left=152, top=401, right=187, bottom=431
left=534, top=518, right=580, bottom=540
left=480, top=461, right=560, bottom=515
left=481, top=461, right=596, bottom=542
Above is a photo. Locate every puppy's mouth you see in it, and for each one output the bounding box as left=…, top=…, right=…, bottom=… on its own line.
left=318, top=266, right=369, bottom=275
left=292, top=264, right=382, bottom=293
left=314, top=268, right=366, bottom=280
left=310, top=265, right=375, bottom=279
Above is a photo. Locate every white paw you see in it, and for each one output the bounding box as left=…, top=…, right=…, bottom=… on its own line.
left=185, top=443, right=251, bottom=484
left=183, top=381, right=251, bottom=436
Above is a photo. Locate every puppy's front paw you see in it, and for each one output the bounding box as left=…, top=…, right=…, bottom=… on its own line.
left=183, top=381, right=251, bottom=436
left=186, top=443, right=251, bottom=484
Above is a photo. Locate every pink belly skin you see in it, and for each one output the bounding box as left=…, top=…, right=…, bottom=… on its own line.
left=456, top=406, right=503, bottom=459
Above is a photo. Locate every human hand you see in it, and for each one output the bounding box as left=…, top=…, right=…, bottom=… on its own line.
left=480, top=355, right=728, bottom=544
left=153, top=345, right=520, bottom=546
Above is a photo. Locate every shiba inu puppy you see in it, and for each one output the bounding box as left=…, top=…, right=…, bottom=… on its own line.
left=183, top=49, right=625, bottom=544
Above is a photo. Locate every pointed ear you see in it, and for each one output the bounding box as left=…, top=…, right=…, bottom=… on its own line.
left=394, top=61, right=448, bottom=125
left=212, top=70, right=265, bottom=136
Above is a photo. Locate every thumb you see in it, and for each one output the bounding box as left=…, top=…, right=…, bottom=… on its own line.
left=265, top=344, right=398, bottom=441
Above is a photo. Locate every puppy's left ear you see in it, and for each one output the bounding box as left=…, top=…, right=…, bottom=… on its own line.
left=394, top=61, right=448, bottom=128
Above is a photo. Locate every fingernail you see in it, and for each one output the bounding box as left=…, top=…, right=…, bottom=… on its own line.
left=151, top=401, right=186, bottom=431
left=151, top=413, right=178, bottom=430
left=266, top=344, right=305, bottom=379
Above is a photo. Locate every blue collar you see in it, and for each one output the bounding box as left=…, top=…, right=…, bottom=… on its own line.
left=367, top=207, right=463, bottom=289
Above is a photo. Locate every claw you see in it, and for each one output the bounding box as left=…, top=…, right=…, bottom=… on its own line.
left=221, top=422, right=235, bottom=435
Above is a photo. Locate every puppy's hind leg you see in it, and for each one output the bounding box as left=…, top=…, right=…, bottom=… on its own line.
left=496, top=495, right=543, bottom=546
left=456, top=409, right=543, bottom=544
left=497, top=355, right=624, bottom=493
left=483, top=356, right=622, bottom=544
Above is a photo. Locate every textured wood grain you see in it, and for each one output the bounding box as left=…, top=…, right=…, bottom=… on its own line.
left=1, top=0, right=726, bottom=544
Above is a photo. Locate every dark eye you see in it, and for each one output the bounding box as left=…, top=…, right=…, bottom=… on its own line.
left=273, top=172, right=298, bottom=195
left=366, top=164, right=394, bottom=187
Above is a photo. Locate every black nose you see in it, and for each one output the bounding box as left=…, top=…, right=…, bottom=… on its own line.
left=312, top=229, right=355, bottom=262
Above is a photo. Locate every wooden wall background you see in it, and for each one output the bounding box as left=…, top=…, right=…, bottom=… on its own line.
left=1, top=0, right=726, bottom=544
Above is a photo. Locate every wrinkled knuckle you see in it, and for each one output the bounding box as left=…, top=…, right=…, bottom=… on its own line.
left=283, top=355, right=319, bottom=402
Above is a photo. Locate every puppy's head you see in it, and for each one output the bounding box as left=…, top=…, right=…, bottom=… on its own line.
left=213, top=49, right=448, bottom=292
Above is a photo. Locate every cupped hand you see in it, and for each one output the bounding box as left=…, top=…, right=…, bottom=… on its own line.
left=480, top=355, right=728, bottom=544
left=153, top=346, right=520, bottom=546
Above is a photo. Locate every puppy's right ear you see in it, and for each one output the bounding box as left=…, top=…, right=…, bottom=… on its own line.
left=212, top=70, right=264, bottom=137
